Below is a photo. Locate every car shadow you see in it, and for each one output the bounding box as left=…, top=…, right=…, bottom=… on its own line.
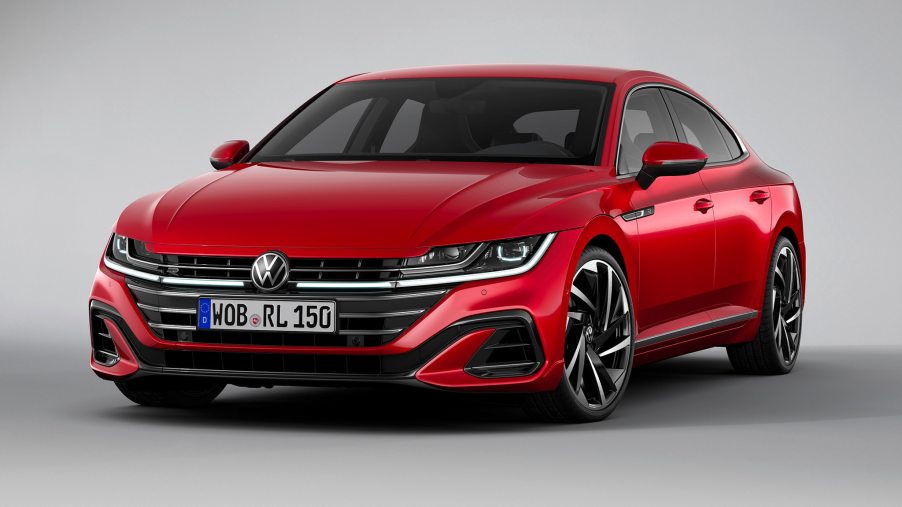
left=94, top=347, right=902, bottom=433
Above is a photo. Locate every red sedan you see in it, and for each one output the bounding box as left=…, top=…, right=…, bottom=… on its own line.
left=90, top=65, right=805, bottom=422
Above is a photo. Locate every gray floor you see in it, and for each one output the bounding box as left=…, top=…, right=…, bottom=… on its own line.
left=1, top=343, right=900, bottom=505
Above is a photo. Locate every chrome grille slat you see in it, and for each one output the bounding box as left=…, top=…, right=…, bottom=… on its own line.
left=290, top=267, right=403, bottom=273
left=126, top=283, right=447, bottom=301
left=122, top=240, right=404, bottom=281
left=136, top=302, right=197, bottom=314
left=148, top=322, right=195, bottom=330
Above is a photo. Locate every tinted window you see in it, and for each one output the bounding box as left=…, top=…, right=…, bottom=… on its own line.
left=288, top=99, right=372, bottom=155
left=514, top=109, right=579, bottom=149
left=713, top=114, right=742, bottom=159
left=252, top=78, right=609, bottom=165
left=380, top=99, right=424, bottom=153
left=664, top=90, right=733, bottom=163
left=619, top=88, right=677, bottom=174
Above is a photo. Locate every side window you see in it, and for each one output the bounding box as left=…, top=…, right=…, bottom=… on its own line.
left=663, top=91, right=735, bottom=164
left=713, top=114, right=742, bottom=159
left=380, top=100, right=424, bottom=153
left=619, top=88, right=677, bottom=174
left=288, top=99, right=372, bottom=154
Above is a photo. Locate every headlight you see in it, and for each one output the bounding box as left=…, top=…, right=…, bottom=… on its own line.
left=404, top=243, right=478, bottom=268
left=400, top=235, right=546, bottom=279
left=467, top=236, right=543, bottom=273
left=109, top=234, right=130, bottom=264
left=107, top=234, right=164, bottom=272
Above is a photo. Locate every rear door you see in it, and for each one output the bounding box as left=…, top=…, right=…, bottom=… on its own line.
left=619, top=88, right=716, bottom=336
left=663, top=89, right=771, bottom=315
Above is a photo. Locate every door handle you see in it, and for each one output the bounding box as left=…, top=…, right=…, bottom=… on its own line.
left=694, top=198, right=714, bottom=213
left=750, top=190, right=770, bottom=204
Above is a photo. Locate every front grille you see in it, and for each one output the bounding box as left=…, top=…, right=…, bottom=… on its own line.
left=131, top=252, right=405, bottom=282
left=127, top=281, right=449, bottom=347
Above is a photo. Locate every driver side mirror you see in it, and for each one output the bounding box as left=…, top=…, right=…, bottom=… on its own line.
left=210, top=140, right=250, bottom=170
left=636, top=142, right=707, bottom=189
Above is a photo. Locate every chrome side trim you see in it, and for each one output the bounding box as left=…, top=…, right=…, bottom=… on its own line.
left=621, top=206, right=655, bottom=222
left=615, top=83, right=748, bottom=176
left=636, top=311, right=758, bottom=349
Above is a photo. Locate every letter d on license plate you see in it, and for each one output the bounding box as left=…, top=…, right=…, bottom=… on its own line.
left=197, top=298, right=336, bottom=333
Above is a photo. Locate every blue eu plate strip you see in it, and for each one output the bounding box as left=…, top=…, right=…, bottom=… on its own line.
left=197, top=298, right=211, bottom=329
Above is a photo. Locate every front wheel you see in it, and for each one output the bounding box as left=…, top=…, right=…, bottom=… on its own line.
left=524, top=247, right=635, bottom=423
left=115, top=378, right=225, bottom=408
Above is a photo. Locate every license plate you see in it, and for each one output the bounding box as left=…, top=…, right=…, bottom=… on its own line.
left=197, top=298, right=336, bottom=333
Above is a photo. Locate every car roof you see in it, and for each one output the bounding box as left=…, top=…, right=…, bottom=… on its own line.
left=339, top=64, right=671, bottom=85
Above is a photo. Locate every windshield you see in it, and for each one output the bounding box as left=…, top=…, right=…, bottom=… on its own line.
left=251, top=78, right=610, bottom=165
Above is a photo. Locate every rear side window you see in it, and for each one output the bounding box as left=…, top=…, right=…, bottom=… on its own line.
left=713, top=115, right=742, bottom=159
left=664, top=90, right=737, bottom=164
left=618, top=88, right=678, bottom=174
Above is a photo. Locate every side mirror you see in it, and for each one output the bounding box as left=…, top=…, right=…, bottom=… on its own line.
left=636, top=142, right=707, bottom=189
left=210, top=140, right=250, bottom=170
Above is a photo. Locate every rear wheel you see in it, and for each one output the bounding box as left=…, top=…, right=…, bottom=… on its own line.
left=115, top=378, right=225, bottom=408
left=727, top=236, right=803, bottom=374
left=524, top=247, right=634, bottom=423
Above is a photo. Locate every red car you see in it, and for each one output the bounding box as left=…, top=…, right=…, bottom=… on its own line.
left=90, top=65, right=805, bottom=422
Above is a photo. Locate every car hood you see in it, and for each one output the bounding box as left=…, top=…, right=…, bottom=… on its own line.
left=115, top=160, right=605, bottom=254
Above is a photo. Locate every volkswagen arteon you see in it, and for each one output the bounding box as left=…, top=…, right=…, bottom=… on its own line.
left=89, top=65, right=805, bottom=422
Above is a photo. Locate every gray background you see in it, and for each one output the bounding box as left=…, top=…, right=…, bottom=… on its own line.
left=1, top=0, right=900, bottom=505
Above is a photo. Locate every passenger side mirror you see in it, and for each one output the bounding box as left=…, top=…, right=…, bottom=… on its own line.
left=636, top=142, right=707, bottom=189
left=210, top=140, right=250, bottom=170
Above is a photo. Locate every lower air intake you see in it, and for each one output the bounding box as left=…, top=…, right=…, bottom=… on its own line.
left=90, top=311, right=119, bottom=366
left=464, top=314, right=543, bottom=378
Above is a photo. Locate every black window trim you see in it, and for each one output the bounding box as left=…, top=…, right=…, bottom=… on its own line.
left=615, top=83, right=748, bottom=176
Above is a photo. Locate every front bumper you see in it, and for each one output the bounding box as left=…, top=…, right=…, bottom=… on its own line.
left=88, top=229, right=581, bottom=392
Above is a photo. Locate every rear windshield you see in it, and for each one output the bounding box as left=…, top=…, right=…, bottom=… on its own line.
left=251, top=78, right=610, bottom=165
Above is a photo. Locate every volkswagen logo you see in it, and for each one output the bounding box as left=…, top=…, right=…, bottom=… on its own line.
left=251, top=251, right=289, bottom=292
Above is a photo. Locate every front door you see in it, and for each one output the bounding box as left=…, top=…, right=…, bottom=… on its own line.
left=617, top=87, right=716, bottom=335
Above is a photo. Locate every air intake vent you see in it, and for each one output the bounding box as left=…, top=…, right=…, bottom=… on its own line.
left=90, top=311, right=119, bottom=366
left=464, top=318, right=543, bottom=378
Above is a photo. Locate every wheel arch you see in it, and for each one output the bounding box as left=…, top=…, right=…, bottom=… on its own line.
left=769, top=209, right=806, bottom=305
left=570, top=214, right=639, bottom=303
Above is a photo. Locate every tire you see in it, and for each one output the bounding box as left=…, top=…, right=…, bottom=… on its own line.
left=115, top=378, right=225, bottom=408
left=523, top=246, right=635, bottom=423
left=727, top=236, right=803, bottom=374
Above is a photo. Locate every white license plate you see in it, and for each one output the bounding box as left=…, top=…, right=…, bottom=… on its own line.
left=196, top=298, right=336, bottom=333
